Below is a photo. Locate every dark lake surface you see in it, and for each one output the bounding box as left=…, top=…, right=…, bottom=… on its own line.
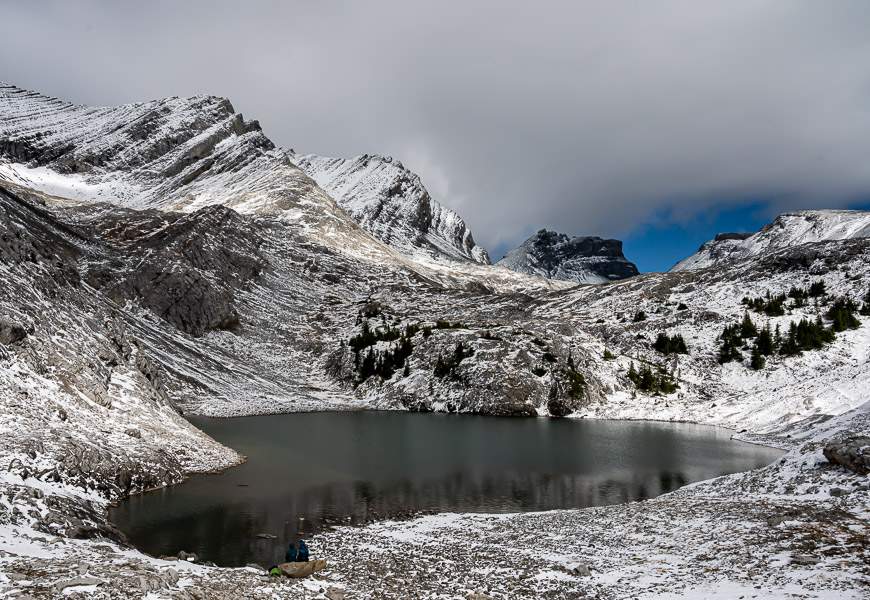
left=111, top=412, right=782, bottom=567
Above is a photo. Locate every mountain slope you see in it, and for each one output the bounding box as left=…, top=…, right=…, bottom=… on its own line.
left=0, top=82, right=383, bottom=253
left=497, top=229, right=639, bottom=283
left=294, top=152, right=490, bottom=264
left=672, top=209, right=870, bottom=271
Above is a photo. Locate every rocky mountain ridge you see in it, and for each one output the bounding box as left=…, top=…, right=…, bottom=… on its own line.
left=294, top=152, right=490, bottom=265
left=497, top=229, right=639, bottom=283
left=672, top=209, right=870, bottom=271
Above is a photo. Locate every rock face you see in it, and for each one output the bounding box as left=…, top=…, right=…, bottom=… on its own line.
left=0, top=316, right=26, bottom=345
left=823, top=436, right=870, bottom=475
left=672, top=210, right=870, bottom=271
left=497, top=229, right=638, bottom=283
left=294, top=153, right=490, bottom=264
left=82, top=203, right=266, bottom=336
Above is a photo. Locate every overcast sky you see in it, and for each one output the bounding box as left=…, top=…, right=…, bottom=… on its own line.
left=3, top=1, right=870, bottom=265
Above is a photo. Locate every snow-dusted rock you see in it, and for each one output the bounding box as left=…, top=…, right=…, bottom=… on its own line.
left=672, top=209, right=870, bottom=271
left=294, top=152, right=490, bottom=264
left=497, top=229, right=638, bottom=283
left=823, top=436, right=870, bottom=475
left=0, top=315, right=26, bottom=344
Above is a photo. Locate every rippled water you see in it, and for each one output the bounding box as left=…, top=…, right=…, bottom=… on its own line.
left=111, top=411, right=782, bottom=566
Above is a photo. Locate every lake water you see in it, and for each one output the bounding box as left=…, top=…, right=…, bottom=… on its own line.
left=111, top=411, right=782, bottom=567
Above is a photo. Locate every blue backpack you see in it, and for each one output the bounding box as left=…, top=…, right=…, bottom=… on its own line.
left=285, top=543, right=298, bottom=563
left=297, top=539, right=310, bottom=562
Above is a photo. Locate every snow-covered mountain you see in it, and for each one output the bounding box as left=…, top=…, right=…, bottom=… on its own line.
left=497, top=229, right=639, bottom=283
left=672, top=209, right=870, bottom=271
left=294, top=152, right=490, bottom=264
left=2, top=84, right=870, bottom=598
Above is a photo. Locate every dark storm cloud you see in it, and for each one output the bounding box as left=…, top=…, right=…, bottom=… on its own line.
left=3, top=1, right=870, bottom=255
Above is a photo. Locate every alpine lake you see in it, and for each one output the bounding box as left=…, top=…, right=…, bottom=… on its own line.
left=111, top=411, right=783, bottom=567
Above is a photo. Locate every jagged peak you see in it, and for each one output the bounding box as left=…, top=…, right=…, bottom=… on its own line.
left=294, top=151, right=491, bottom=265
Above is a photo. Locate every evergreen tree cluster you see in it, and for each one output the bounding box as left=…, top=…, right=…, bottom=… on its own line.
left=719, top=292, right=863, bottom=368
left=434, top=341, right=475, bottom=379
left=743, top=281, right=827, bottom=315
left=562, top=366, right=587, bottom=399
left=741, top=292, right=786, bottom=316
left=827, top=297, right=861, bottom=332
left=718, top=312, right=777, bottom=367
left=653, top=333, right=688, bottom=355
left=627, top=362, right=678, bottom=395
left=350, top=321, right=418, bottom=384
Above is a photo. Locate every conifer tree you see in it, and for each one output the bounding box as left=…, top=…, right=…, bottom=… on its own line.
left=740, top=312, right=758, bottom=338
left=756, top=325, right=774, bottom=356
left=750, top=344, right=765, bottom=370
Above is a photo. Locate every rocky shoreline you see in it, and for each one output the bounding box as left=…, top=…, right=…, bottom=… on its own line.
left=2, top=403, right=867, bottom=599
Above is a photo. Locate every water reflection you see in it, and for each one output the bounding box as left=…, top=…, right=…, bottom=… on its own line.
left=111, top=412, right=781, bottom=567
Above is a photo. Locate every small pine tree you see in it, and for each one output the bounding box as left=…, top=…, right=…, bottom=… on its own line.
left=808, top=280, right=826, bottom=297
left=740, top=312, right=758, bottom=338
left=718, top=338, right=741, bottom=364
left=627, top=361, right=639, bottom=384
left=778, top=323, right=801, bottom=356
left=633, top=310, right=647, bottom=322
left=826, top=297, right=861, bottom=332
left=750, top=344, right=765, bottom=370
left=756, top=325, right=774, bottom=356
left=603, top=348, right=616, bottom=360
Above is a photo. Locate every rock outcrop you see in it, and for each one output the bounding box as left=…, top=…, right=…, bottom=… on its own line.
left=497, top=229, right=638, bottom=283
left=824, top=436, right=870, bottom=475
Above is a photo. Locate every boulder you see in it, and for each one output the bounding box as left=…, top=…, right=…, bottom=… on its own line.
left=823, top=436, right=870, bottom=475
left=277, top=559, right=327, bottom=578
left=0, top=317, right=27, bottom=345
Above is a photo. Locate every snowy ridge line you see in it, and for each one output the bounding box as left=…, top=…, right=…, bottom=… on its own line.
left=294, top=151, right=491, bottom=265
left=672, top=209, right=870, bottom=271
